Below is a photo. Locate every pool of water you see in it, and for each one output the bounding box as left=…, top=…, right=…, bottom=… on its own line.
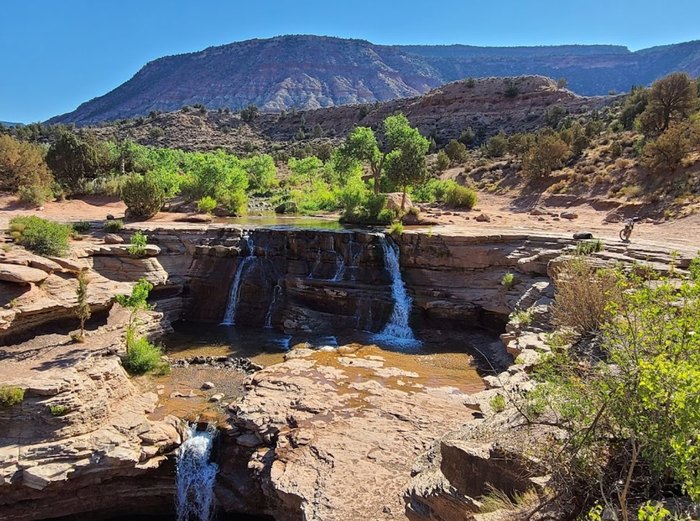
left=213, top=214, right=347, bottom=230
left=163, top=322, right=488, bottom=393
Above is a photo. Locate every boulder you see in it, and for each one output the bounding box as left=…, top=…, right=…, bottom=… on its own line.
left=573, top=232, right=594, bottom=240
left=104, top=234, right=124, bottom=244
left=475, top=213, right=491, bottom=222
left=174, top=214, right=213, bottom=223
left=560, top=211, right=579, bottom=220
left=386, top=192, right=413, bottom=213
left=0, top=264, right=50, bottom=284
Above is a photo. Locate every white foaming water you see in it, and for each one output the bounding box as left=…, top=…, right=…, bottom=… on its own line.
left=264, top=283, right=282, bottom=329
left=221, top=234, right=255, bottom=326
left=176, top=425, right=218, bottom=521
left=375, top=236, right=419, bottom=347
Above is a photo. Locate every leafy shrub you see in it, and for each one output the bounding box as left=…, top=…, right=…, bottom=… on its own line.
left=0, top=386, right=24, bottom=407
left=575, top=239, right=603, bottom=255
left=501, top=272, right=515, bottom=288
left=0, top=134, right=54, bottom=197
left=521, top=133, right=571, bottom=178
left=444, top=184, right=477, bottom=209
left=196, top=196, right=217, bottom=214
left=123, top=331, right=165, bottom=375
left=531, top=261, right=700, bottom=513
left=122, top=174, right=165, bottom=219
left=489, top=394, right=506, bottom=412
left=435, top=150, right=450, bottom=171
left=485, top=133, right=508, bottom=158
left=48, top=404, right=70, bottom=416
left=9, top=216, right=71, bottom=256
left=72, top=221, right=91, bottom=234
left=389, top=222, right=404, bottom=236
left=642, top=122, right=698, bottom=174
left=103, top=219, right=124, bottom=232
left=412, top=178, right=454, bottom=203
left=17, top=184, right=51, bottom=206
left=444, top=139, right=468, bottom=164
left=127, top=231, right=148, bottom=256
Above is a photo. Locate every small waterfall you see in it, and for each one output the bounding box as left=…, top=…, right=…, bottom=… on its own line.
left=331, top=254, right=345, bottom=281
left=377, top=236, right=417, bottom=342
left=221, top=234, right=255, bottom=326
left=176, top=425, right=218, bottom=521
left=264, top=283, right=282, bottom=329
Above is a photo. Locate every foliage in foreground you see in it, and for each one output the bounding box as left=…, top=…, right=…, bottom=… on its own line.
left=529, top=257, right=700, bottom=517
left=9, top=216, right=71, bottom=257
left=122, top=328, right=167, bottom=375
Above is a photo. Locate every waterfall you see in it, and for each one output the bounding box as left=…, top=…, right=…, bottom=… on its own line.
left=377, top=236, right=417, bottom=342
left=176, top=425, right=218, bottom=521
left=264, top=283, right=282, bottom=329
left=221, top=234, right=255, bottom=326
left=331, top=254, right=345, bottom=281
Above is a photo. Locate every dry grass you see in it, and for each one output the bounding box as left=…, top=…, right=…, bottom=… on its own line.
left=552, top=258, right=622, bottom=334
left=479, top=484, right=540, bottom=513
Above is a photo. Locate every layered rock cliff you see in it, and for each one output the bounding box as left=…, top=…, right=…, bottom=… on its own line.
left=48, top=35, right=700, bottom=124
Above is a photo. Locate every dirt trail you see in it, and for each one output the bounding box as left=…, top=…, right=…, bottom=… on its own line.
left=1, top=192, right=698, bottom=252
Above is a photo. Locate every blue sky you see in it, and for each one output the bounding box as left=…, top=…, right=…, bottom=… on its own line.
left=1, top=0, right=699, bottom=123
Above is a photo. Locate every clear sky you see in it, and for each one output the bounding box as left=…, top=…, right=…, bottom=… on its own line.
left=1, top=0, right=699, bottom=123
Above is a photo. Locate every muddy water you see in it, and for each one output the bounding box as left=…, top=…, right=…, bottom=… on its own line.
left=160, top=323, right=486, bottom=399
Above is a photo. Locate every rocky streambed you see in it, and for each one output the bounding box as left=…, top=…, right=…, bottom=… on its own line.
left=0, top=224, right=695, bottom=520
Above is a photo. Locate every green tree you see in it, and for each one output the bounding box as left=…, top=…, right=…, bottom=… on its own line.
left=0, top=134, right=53, bottom=201
left=384, top=114, right=429, bottom=211
left=240, top=104, right=259, bottom=123
left=435, top=150, right=450, bottom=172
left=339, top=126, right=384, bottom=194
left=46, top=131, right=102, bottom=193
left=642, top=121, right=699, bottom=173
left=242, top=154, right=277, bottom=193
left=619, top=86, right=649, bottom=130
left=444, top=139, right=468, bottom=164
left=521, top=133, right=570, bottom=178
left=639, top=72, right=696, bottom=136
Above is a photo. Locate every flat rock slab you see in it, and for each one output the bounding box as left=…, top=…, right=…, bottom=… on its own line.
left=0, top=263, right=49, bottom=284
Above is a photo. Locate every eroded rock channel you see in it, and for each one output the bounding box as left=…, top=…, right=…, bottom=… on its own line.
left=0, top=226, right=693, bottom=521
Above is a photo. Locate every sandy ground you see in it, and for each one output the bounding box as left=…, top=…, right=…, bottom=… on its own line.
left=1, top=192, right=699, bottom=253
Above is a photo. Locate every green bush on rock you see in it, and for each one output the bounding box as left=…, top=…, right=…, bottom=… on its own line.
left=0, top=386, right=25, bottom=407
left=121, top=174, right=165, bottom=219
left=9, top=216, right=71, bottom=257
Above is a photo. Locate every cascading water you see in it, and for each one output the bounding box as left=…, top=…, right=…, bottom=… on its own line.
left=264, top=283, right=282, bottom=329
left=376, top=235, right=418, bottom=344
left=175, top=425, right=218, bottom=521
left=221, top=234, right=255, bottom=326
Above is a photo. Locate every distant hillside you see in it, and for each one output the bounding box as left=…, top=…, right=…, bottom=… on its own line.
left=49, top=35, right=700, bottom=125
left=0, top=121, right=23, bottom=127
left=87, top=76, right=612, bottom=154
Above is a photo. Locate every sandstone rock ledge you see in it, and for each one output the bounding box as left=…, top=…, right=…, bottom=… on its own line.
left=219, top=347, right=484, bottom=520
left=0, top=308, right=183, bottom=521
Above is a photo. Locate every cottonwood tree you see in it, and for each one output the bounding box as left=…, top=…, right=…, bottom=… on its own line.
left=339, top=114, right=429, bottom=202
left=384, top=114, right=430, bottom=210
left=339, top=126, right=384, bottom=194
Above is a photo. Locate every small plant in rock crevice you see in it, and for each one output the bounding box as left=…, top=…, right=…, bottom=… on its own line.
left=48, top=404, right=70, bottom=416
left=127, top=231, right=148, bottom=256
left=501, top=272, right=516, bottom=289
